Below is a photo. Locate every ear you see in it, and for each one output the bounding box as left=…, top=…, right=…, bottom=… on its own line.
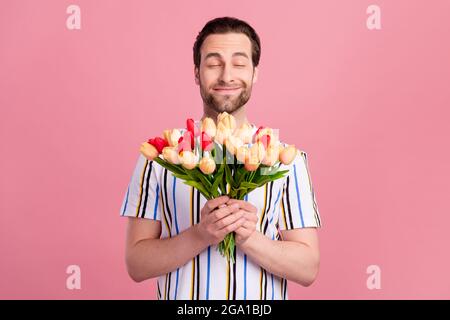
left=252, top=66, right=258, bottom=84
left=194, top=67, right=200, bottom=86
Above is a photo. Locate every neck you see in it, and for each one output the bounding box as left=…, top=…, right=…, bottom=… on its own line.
left=202, top=104, right=250, bottom=128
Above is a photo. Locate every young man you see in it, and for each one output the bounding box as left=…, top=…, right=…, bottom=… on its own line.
left=120, top=17, right=322, bottom=300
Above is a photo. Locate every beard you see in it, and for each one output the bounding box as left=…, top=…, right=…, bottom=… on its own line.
left=199, top=78, right=253, bottom=114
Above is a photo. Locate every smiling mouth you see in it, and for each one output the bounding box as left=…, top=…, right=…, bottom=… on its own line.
left=213, top=87, right=242, bottom=93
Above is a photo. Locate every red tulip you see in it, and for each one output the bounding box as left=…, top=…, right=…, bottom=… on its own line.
left=201, top=132, right=214, bottom=151
left=148, top=137, right=169, bottom=154
left=187, top=118, right=200, bottom=138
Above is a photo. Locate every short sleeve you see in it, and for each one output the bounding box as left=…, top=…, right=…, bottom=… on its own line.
left=119, top=154, right=162, bottom=220
left=278, top=150, right=322, bottom=230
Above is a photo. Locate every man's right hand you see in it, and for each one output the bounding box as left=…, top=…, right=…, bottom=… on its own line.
left=194, top=195, right=246, bottom=246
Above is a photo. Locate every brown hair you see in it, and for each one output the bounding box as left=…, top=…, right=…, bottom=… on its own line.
left=193, top=17, right=261, bottom=69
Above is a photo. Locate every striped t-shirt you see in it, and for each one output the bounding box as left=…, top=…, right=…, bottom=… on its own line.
left=120, top=139, right=322, bottom=300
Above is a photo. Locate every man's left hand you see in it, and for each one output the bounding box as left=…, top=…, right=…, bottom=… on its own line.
left=226, top=199, right=258, bottom=247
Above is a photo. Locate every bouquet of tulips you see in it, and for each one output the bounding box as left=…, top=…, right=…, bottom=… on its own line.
left=139, top=112, right=297, bottom=263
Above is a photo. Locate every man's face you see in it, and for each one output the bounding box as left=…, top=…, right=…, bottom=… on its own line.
left=195, top=33, right=258, bottom=114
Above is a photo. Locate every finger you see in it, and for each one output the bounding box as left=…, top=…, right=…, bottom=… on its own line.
left=211, top=203, right=240, bottom=223
left=219, top=217, right=246, bottom=235
left=215, top=209, right=244, bottom=229
left=226, top=199, right=257, bottom=213
left=241, top=220, right=257, bottom=231
left=240, top=210, right=258, bottom=223
left=203, top=196, right=230, bottom=214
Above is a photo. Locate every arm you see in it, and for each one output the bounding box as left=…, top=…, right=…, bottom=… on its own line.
left=125, top=196, right=245, bottom=282
left=125, top=218, right=208, bottom=282
left=238, top=227, right=320, bottom=287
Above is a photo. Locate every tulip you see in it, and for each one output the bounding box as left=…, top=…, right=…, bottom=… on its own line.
left=279, top=145, right=297, bottom=165
left=259, top=134, right=271, bottom=149
left=140, top=142, right=159, bottom=160
left=225, top=135, right=244, bottom=155
left=187, top=118, right=200, bottom=138
left=244, top=155, right=260, bottom=171
left=162, top=146, right=180, bottom=164
left=253, top=126, right=273, bottom=143
left=199, top=156, right=216, bottom=175
left=163, top=129, right=182, bottom=147
left=236, top=146, right=250, bottom=164
left=217, top=112, right=237, bottom=132
left=178, top=131, right=194, bottom=153
left=201, top=132, right=214, bottom=152
left=179, top=150, right=198, bottom=170
left=148, top=137, right=169, bottom=154
left=249, top=141, right=266, bottom=163
left=234, top=122, right=253, bottom=144
left=201, top=117, right=217, bottom=138
left=214, top=125, right=231, bottom=145
left=262, top=145, right=280, bottom=167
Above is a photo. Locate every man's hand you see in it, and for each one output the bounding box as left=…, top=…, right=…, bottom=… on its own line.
left=194, top=196, right=246, bottom=246
left=226, top=199, right=258, bottom=247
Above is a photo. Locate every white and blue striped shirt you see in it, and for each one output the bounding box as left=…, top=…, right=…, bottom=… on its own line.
left=120, top=142, right=321, bottom=300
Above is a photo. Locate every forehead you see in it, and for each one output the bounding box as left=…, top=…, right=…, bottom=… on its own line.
left=201, top=33, right=252, bottom=58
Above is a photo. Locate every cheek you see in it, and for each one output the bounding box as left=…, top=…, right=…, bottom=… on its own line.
left=201, top=69, right=220, bottom=85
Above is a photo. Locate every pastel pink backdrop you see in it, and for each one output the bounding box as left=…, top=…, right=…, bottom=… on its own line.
left=1, top=0, right=449, bottom=299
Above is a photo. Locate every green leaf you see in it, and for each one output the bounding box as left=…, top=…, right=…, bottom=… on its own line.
left=211, top=163, right=224, bottom=197
left=224, top=164, right=234, bottom=189
left=182, top=180, right=211, bottom=199
left=239, top=181, right=259, bottom=188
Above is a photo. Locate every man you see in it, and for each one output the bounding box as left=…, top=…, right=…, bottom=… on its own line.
left=120, top=17, right=322, bottom=300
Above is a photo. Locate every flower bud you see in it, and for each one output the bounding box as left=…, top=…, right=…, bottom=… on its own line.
left=179, top=151, right=198, bottom=170
left=244, top=155, right=260, bottom=171
left=163, top=129, right=182, bottom=147
left=140, top=142, right=159, bottom=160
left=249, top=141, right=266, bottom=163
left=236, top=146, right=250, bottom=164
left=199, top=156, right=216, bottom=175
left=225, top=135, right=244, bottom=155
left=201, top=117, right=217, bottom=138
left=262, top=145, right=279, bottom=167
left=234, top=123, right=253, bottom=144
left=279, top=145, right=297, bottom=165
left=162, top=146, right=180, bottom=164
left=217, top=112, right=237, bottom=132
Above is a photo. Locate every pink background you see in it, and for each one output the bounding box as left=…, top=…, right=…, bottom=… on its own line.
left=1, top=0, right=450, bottom=299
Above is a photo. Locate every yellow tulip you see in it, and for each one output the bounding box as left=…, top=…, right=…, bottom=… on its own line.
left=234, top=122, right=253, bottom=144
left=279, top=145, right=297, bottom=165
left=179, top=151, right=198, bottom=170
left=199, top=156, right=216, bottom=175
left=262, top=145, right=280, bottom=166
left=214, top=124, right=232, bottom=145
left=244, top=155, right=260, bottom=171
left=140, top=142, right=159, bottom=160
left=236, top=146, right=250, bottom=164
left=225, top=135, right=244, bottom=155
left=249, top=141, right=266, bottom=163
left=163, top=129, right=181, bottom=147
left=162, top=146, right=180, bottom=164
left=201, top=117, right=217, bottom=138
left=217, top=112, right=237, bottom=132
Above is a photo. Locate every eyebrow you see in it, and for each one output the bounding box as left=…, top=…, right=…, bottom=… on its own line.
left=204, top=52, right=250, bottom=60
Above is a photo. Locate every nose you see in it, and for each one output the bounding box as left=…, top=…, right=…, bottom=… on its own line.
left=218, top=63, right=234, bottom=84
